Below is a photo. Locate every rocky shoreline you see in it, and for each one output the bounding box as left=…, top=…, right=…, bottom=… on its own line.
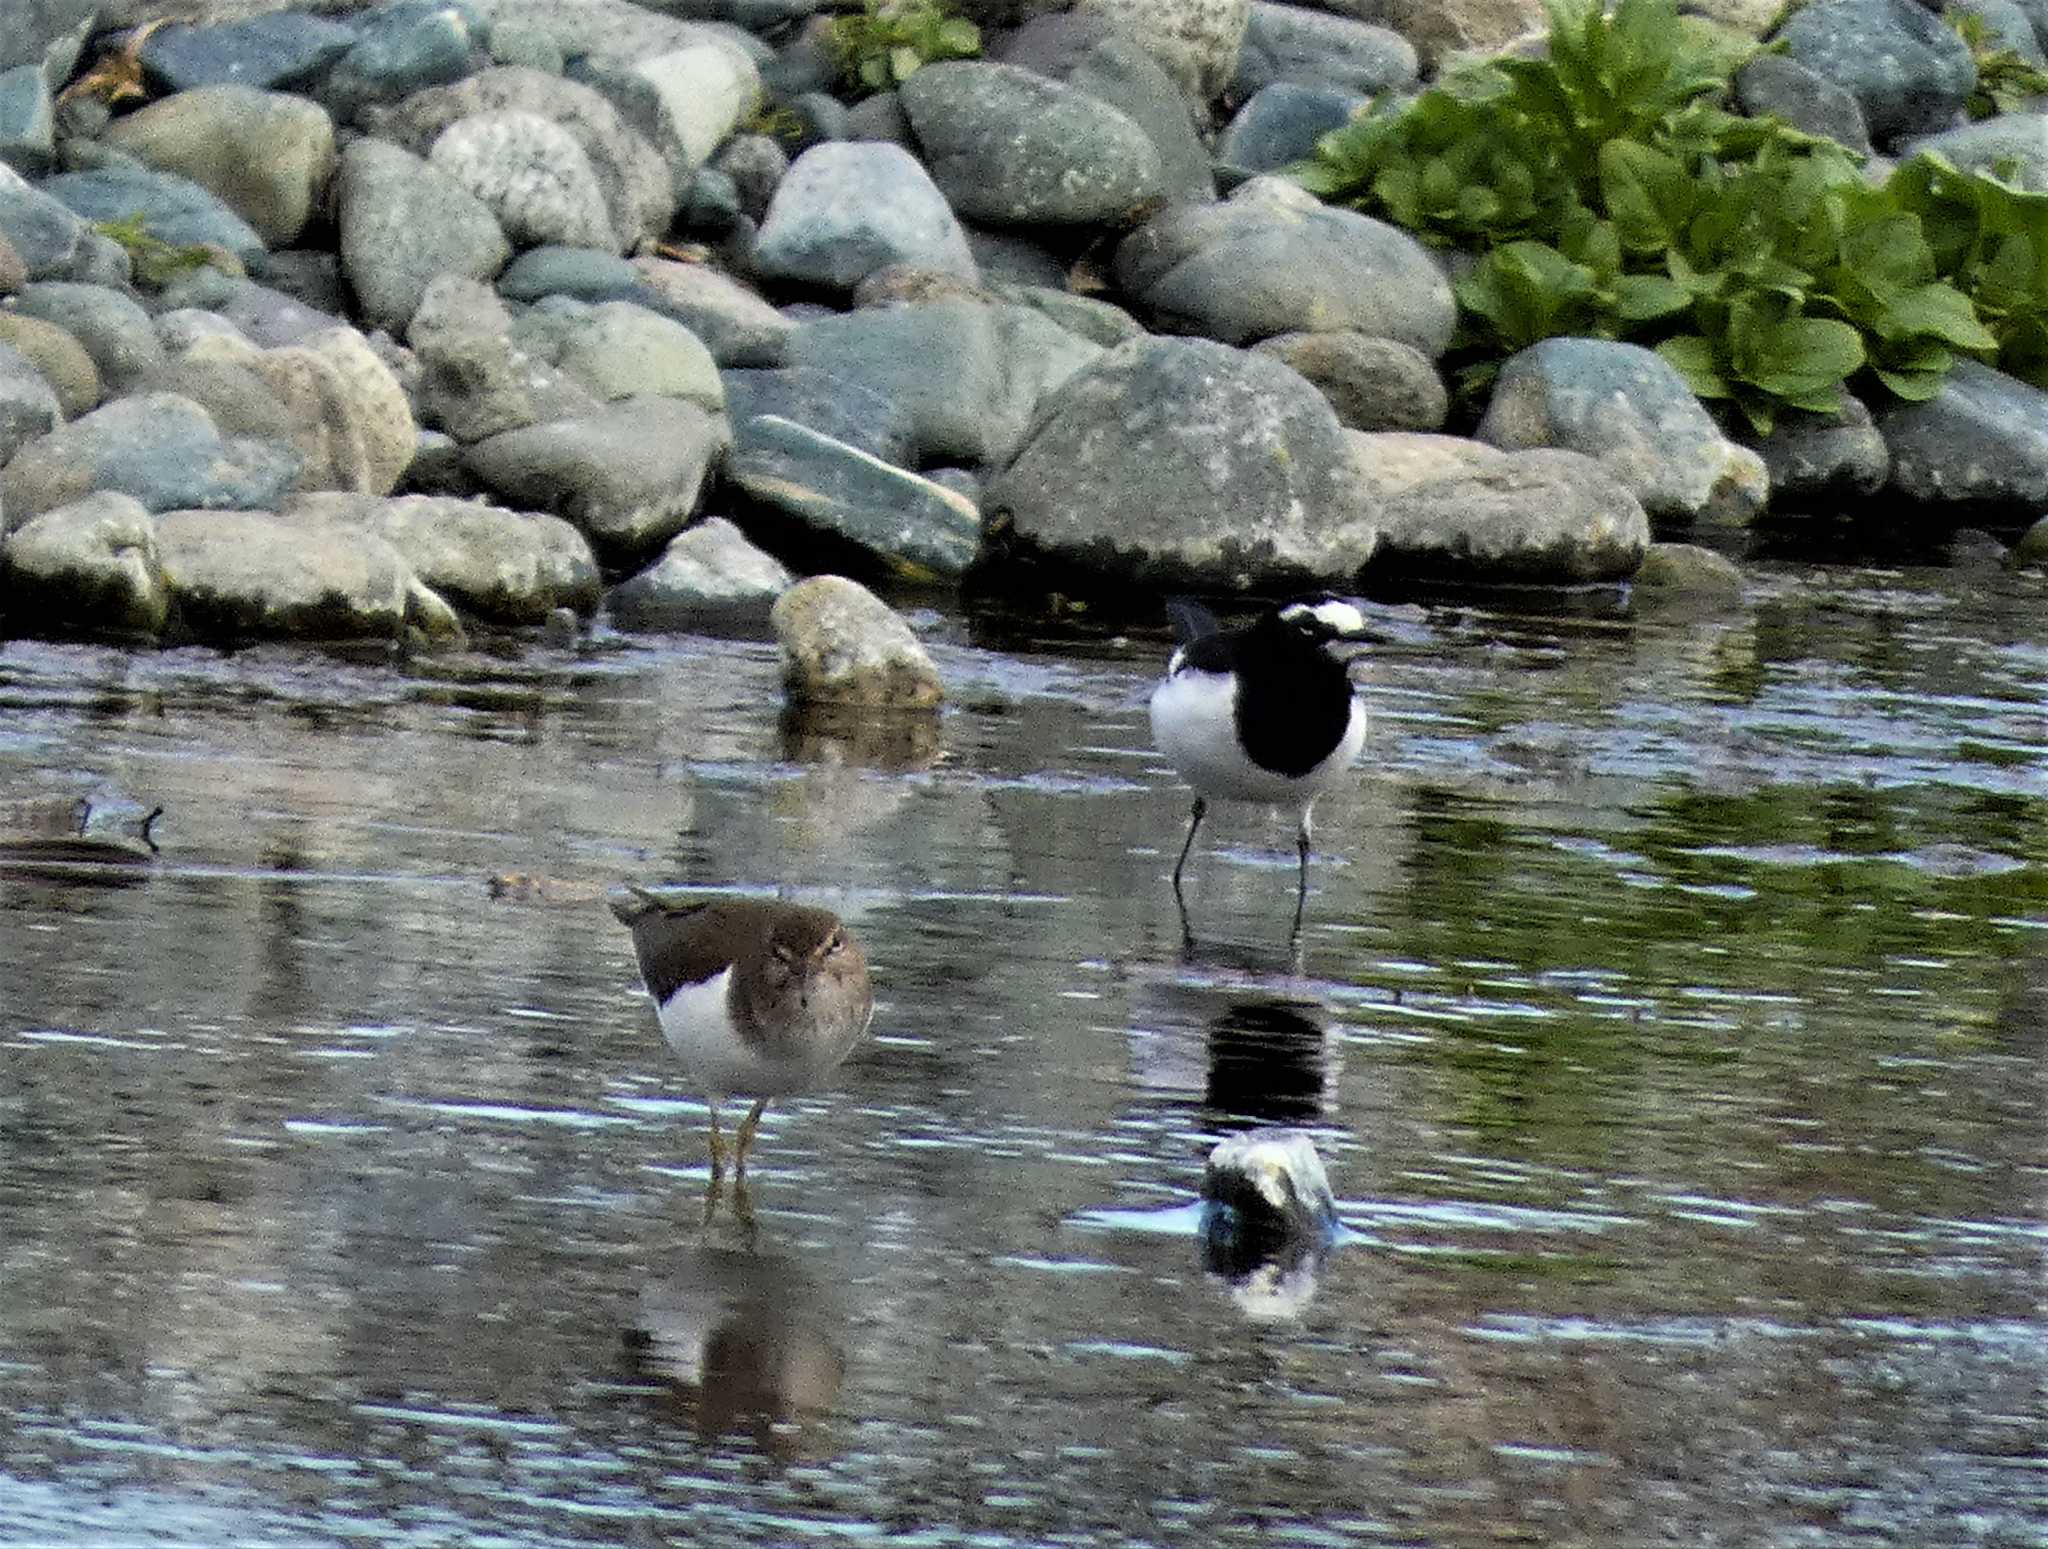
left=2, top=0, right=2047, bottom=656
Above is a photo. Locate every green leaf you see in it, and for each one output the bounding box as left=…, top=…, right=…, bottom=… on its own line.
left=1614, top=272, right=1691, bottom=319
left=936, top=16, right=979, bottom=51
left=1657, top=334, right=1730, bottom=398
left=1875, top=364, right=1950, bottom=399
left=1881, top=281, right=1999, bottom=350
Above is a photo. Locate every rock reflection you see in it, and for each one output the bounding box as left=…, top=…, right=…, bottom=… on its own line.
left=1200, top=1223, right=1332, bottom=1323
left=779, top=702, right=941, bottom=773
left=629, top=1246, right=845, bottom=1459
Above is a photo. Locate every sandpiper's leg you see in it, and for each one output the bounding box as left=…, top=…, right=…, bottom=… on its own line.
left=732, top=1097, right=770, bottom=1177
left=705, top=1098, right=728, bottom=1179
left=1171, top=796, right=1208, bottom=903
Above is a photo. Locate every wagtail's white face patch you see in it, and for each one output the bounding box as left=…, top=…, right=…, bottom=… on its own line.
left=1280, top=597, right=1368, bottom=639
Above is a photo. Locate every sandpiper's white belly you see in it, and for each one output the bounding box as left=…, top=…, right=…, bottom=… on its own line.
left=655, top=969, right=833, bottom=1098
left=1149, top=669, right=1366, bottom=807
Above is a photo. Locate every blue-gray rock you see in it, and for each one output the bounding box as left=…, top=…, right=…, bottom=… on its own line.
left=998, top=16, right=1217, bottom=205
left=137, top=12, right=359, bottom=93
left=0, top=308, right=95, bottom=413
left=1776, top=0, right=1976, bottom=145
left=844, top=89, right=911, bottom=146
left=757, top=141, right=977, bottom=292
left=0, top=490, right=169, bottom=637
left=782, top=89, right=848, bottom=154
left=0, top=62, right=56, bottom=177
left=1734, top=53, right=1874, bottom=158
left=2013, top=0, right=2048, bottom=54
left=337, top=136, right=510, bottom=332
left=101, top=85, right=336, bottom=248
left=713, top=132, right=787, bottom=223
left=462, top=395, right=731, bottom=554
left=549, top=299, right=724, bottom=408
left=608, top=514, right=793, bottom=631
left=1115, top=176, right=1457, bottom=354
left=286, top=490, right=602, bottom=623
left=722, top=365, right=916, bottom=464
left=0, top=164, right=81, bottom=276
left=1951, top=0, right=2046, bottom=62
left=728, top=414, right=983, bottom=579
left=1878, top=358, right=2048, bottom=508
left=1070, top=0, right=1251, bottom=106
left=1477, top=337, right=1769, bottom=524
left=63, top=229, right=131, bottom=288
left=1251, top=329, right=1448, bottom=430
left=497, top=244, right=643, bottom=302
left=1234, top=2, right=1419, bottom=97
left=0, top=336, right=60, bottom=464
left=899, top=61, right=1167, bottom=226
left=0, top=0, right=97, bottom=80
left=9, top=281, right=165, bottom=392
left=407, top=275, right=604, bottom=442
left=984, top=335, right=1375, bottom=586
left=321, top=0, right=486, bottom=121
left=678, top=163, right=742, bottom=236
left=629, top=255, right=795, bottom=365
left=1, top=393, right=302, bottom=524
left=155, top=507, right=429, bottom=642
left=1902, top=115, right=2048, bottom=190
left=1218, top=82, right=1372, bottom=179
left=1748, top=395, right=1888, bottom=504
left=251, top=250, right=350, bottom=319
left=38, top=164, right=267, bottom=262
left=962, top=224, right=1069, bottom=288
left=989, top=282, right=1149, bottom=348
left=1357, top=437, right=1652, bottom=582
left=158, top=273, right=343, bottom=350
left=786, top=299, right=1103, bottom=467
left=373, top=66, right=673, bottom=252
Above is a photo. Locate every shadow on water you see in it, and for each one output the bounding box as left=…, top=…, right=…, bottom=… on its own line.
left=1, top=560, right=2045, bottom=1544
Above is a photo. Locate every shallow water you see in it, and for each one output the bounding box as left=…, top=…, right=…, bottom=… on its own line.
left=1, top=559, right=2044, bottom=1547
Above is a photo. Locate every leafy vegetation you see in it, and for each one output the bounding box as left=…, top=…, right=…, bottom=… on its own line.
left=824, top=0, right=980, bottom=97
left=1948, top=9, right=2048, bottom=119
left=1294, top=0, right=2048, bottom=433
left=94, top=214, right=231, bottom=289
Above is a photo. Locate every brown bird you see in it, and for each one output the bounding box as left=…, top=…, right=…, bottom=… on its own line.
left=611, top=890, right=874, bottom=1178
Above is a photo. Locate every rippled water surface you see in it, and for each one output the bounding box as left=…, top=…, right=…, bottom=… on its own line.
left=2, top=559, right=2044, bottom=1547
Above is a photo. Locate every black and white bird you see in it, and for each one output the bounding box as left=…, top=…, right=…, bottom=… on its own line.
left=1148, top=594, right=1370, bottom=935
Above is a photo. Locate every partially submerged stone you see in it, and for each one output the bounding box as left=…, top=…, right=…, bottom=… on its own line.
left=770, top=574, right=943, bottom=709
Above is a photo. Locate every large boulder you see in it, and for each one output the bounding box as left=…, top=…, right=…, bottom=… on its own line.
left=101, top=85, right=337, bottom=248
left=1775, top=0, right=1977, bottom=146
left=756, top=141, right=977, bottom=293
left=1878, top=359, right=2048, bottom=510
left=771, top=573, right=944, bottom=709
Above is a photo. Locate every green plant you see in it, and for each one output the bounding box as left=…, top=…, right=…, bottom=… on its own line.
left=1294, top=0, right=2048, bottom=433
left=1948, top=10, right=2048, bottom=120
left=824, top=0, right=980, bottom=96
left=94, top=213, right=229, bottom=289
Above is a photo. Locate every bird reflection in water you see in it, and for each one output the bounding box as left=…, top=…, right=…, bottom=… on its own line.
left=1203, top=997, right=1337, bottom=1128
left=627, top=1247, right=845, bottom=1459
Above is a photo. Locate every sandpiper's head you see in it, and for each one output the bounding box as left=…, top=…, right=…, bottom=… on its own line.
left=759, top=906, right=870, bottom=1014
left=1276, top=594, right=1370, bottom=647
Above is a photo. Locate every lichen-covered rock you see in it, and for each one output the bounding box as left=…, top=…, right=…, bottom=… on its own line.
left=1071, top=0, right=1250, bottom=105
left=0, top=491, right=169, bottom=638
left=154, top=506, right=419, bottom=641
left=770, top=573, right=944, bottom=708
left=405, top=274, right=602, bottom=443
left=1251, top=330, right=1447, bottom=431
left=336, top=136, right=510, bottom=333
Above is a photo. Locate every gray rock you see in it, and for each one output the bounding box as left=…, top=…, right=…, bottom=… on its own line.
left=154, top=273, right=340, bottom=349
left=722, top=365, right=916, bottom=464
left=1902, top=114, right=2048, bottom=191
left=607, top=513, right=792, bottom=630
left=985, top=334, right=1374, bottom=586
left=1115, top=176, right=1457, bottom=354
left=497, top=244, right=642, bottom=302
left=1734, top=53, right=1874, bottom=158
left=321, top=1, right=485, bottom=121
left=155, top=507, right=425, bottom=642
left=786, top=299, right=1103, bottom=467
left=1476, top=337, right=1769, bottom=524
left=570, top=41, right=761, bottom=186
left=252, top=249, right=349, bottom=318
left=677, top=163, right=742, bottom=236
left=131, top=355, right=298, bottom=442
left=1362, top=441, right=1652, bottom=582
left=337, top=136, right=510, bottom=333
left=8, top=281, right=165, bottom=392
left=0, top=230, right=22, bottom=293
left=0, top=164, right=83, bottom=277
left=1071, top=0, right=1250, bottom=106
left=374, top=65, right=673, bottom=251
left=231, top=326, right=419, bottom=496
left=287, top=490, right=601, bottom=623
left=1632, top=541, right=1746, bottom=606
left=770, top=572, right=944, bottom=708
left=137, top=12, right=359, bottom=93
left=1878, top=358, right=2048, bottom=509
left=0, top=61, right=56, bottom=177
left=0, top=0, right=97, bottom=80
left=1235, top=3, right=1418, bottom=97
left=406, top=274, right=603, bottom=442
left=990, top=282, right=1149, bottom=348
left=1218, top=81, right=1372, bottom=179
left=0, top=336, right=59, bottom=463
left=1252, top=330, right=1447, bottom=430
left=462, top=394, right=731, bottom=554
left=0, top=490, right=168, bottom=637
left=999, top=16, right=1217, bottom=205
left=0, top=309, right=94, bottom=414
left=713, top=132, right=788, bottom=223
left=1776, top=0, right=1976, bottom=146
left=102, top=85, right=336, bottom=248
left=461, top=0, right=745, bottom=65
left=844, top=89, right=912, bottom=146
left=899, top=61, right=1167, bottom=227
left=37, top=163, right=267, bottom=262
left=1201, top=1130, right=1337, bottom=1250
left=729, top=415, right=982, bottom=578
left=428, top=109, right=619, bottom=251
left=549, top=299, right=723, bottom=408
left=1951, top=0, right=2046, bottom=62
left=2, top=393, right=301, bottom=526
left=757, top=140, right=978, bottom=292
left=1749, top=396, right=1888, bottom=505
left=629, top=254, right=795, bottom=365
